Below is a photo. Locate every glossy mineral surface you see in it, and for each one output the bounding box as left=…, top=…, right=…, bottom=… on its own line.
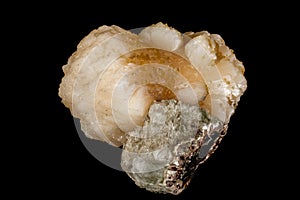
left=59, top=22, right=247, bottom=195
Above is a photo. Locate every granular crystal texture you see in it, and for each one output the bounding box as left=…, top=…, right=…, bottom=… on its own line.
left=121, top=100, right=226, bottom=194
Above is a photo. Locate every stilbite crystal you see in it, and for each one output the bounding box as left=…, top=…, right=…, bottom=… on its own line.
left=58, top=22, right=247, bottom=195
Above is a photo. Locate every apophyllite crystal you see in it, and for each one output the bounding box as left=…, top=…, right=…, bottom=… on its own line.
left=59, top=22, right=247, bottom=195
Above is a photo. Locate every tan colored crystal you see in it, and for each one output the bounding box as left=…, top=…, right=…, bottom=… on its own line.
left=58, top=22, right=247, bottom=195
left=59, top=22, right=246, bottom=147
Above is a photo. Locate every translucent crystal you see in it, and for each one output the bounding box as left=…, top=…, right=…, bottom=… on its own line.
left=121, top=100, right=225, bottom=195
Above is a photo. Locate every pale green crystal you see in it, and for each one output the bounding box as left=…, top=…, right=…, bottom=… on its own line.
left=121, top=100, right=226, bottom=195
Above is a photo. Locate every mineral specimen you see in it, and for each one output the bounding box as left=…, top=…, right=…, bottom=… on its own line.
left=58, top=22, right=247, bottom=195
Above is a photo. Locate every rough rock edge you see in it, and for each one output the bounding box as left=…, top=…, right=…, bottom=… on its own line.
left=121, top=99, right=226, bottom=195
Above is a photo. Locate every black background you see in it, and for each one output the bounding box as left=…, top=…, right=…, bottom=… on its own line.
left=5, top=2, right=295, bottom=199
